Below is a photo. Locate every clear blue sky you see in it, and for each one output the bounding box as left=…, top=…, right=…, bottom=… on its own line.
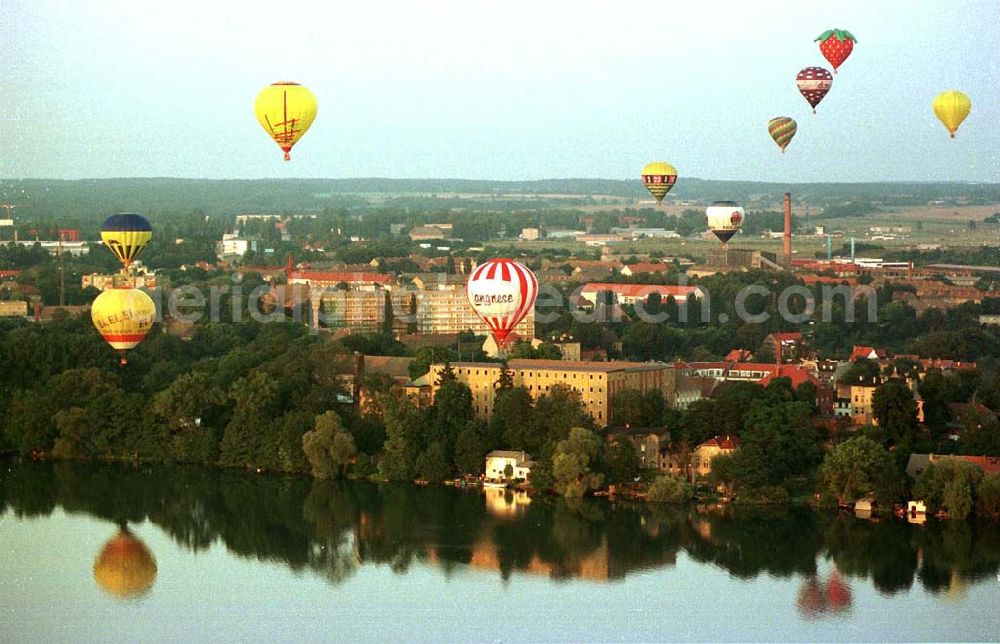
left=2, top=0, right=998, bottom=183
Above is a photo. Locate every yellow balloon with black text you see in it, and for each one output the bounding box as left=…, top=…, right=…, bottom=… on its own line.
left=91, top=287, right=156, bottom=364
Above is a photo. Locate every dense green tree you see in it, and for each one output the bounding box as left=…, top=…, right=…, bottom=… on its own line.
left=377, top=393, right=422, bottom=481
left=914, top=458, right=983, bottom=519
left=532, top=385, right=595, bottom=450
left=975, top=473, right=1000, bottom=519
left=551, top=427, right=605, bottom=498
left=416, top=442, right=450, bottom=483
left=429, top=380, right=474, bottom=459
left=872, top=380, right=918, bottom=445
left=647, top=475, right=694, bottom=503
left=818, top=436, right=901, bottom=507
left=219, top=371, right=280, bottom=468
left=492, top=386, right=534, bottom=450
left=641, top=389, right=666, bottom=427
left=610, top=389, right=644, bottom=427
left=302, top=410, right=356, bottom=479
left=604, top=438, right=640, bottom=485
left=454, top=423, right=489, bottom=475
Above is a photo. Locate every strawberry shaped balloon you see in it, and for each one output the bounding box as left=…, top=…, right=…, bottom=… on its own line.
left=815, top=29, right=857, bottom=73
left=796, top=67, right=833, bottom=114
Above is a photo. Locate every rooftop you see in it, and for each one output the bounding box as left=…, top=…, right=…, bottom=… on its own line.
left=434, top=359, right=672, bottom=373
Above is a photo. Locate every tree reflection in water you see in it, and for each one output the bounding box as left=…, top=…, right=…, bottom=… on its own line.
left=3, top=459, right=1000, bottom=598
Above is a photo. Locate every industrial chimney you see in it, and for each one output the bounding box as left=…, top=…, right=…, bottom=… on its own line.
left=783, top=192, right=792, bottom=267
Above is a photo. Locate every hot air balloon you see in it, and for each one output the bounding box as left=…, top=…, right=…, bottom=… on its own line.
left=641, top=162, right=678, bottom=204
left=767, top=117, right=797, bottom=153
left=706, top=201, right=744, bottom=246
left=100, top=214, right=152, bottom=270
left=254, top=81, right=318, bottom=161
left=815, top=29, right=857, bottom=73
left=933, top=90, right=971, bottom=139
left=91, top=287, right=156, bottom=365
left=796, top=67, right=833, bottom=113
left=466, top=258, right=538, bottom=351
left=93, top=527, right=157, bottom=599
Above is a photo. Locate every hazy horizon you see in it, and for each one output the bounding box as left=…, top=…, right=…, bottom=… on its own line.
left=3, top=1, right=998, bottom=184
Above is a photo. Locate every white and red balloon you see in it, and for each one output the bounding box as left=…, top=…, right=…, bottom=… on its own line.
left=466, top=258, right=538, bottom=348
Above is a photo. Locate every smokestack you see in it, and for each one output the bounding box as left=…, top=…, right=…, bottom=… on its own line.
left=850, top=237, right=856, bottom=263
left=783, top=192, right=792, bottom=266
left=827, top=235, right=832, bottom=260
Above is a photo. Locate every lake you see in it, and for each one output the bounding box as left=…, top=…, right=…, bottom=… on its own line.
left=2, top=459, right=999, bottom=642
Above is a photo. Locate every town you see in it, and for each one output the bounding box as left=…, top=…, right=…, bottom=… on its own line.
left=1, top=178, right=998, bottom=522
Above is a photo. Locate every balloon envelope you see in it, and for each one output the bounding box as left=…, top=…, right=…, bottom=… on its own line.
left=254, top=82, right=317, bottom=160
left=815, top=29, right=857, bottom=73
left=100, top=213, right=152, bottom=268
left=705, top=201, right=744, bottom=243
left=91, top=287, right=156, bottom=356
left=466, top=259, right=538, bottom=348
left=767, top=117, right=797, bottom=153
left=796, top=67, right=833, bottom=113
left=640, top=162, right=678, bottom=203
left=932, top=90, right=971, bottom=138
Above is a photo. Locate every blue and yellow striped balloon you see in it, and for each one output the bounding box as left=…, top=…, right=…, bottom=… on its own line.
left=100, top=213, right=152, bottom=268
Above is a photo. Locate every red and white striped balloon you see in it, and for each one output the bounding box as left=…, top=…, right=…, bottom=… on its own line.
left=466, top=258, right=538, bottom=348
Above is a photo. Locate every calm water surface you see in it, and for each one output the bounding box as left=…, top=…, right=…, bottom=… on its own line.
left=2, top=460, right=999, bottom=642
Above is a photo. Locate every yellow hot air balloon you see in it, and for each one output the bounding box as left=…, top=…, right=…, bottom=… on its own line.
left=254, top=81, right=318, bottom=160
left=641, top=162, right=678, bottom=204
left=91, top=287, right=156, bottom=365
left=933, top=90, right=971, bottom=138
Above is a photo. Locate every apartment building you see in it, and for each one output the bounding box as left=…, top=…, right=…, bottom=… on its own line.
left=427, top=359, right=676, bottom=427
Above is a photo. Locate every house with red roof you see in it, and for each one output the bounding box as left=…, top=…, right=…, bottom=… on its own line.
left=765, top=332, right=803, bottom=363
left=724, top=348, right=753, bottom=362
left=850, top=345, right=888, bottom=362
left=691, top=436, right=740, bottom=477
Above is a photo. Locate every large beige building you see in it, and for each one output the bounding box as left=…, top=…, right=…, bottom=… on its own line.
left=428, top=359, right=676, bottom=427
left=312, top=284, right=534, bottom=338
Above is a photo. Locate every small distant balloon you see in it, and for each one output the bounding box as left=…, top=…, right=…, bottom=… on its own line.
left=640, top=162, right=678, bottom=204
left=932, top=90, right=971, bottom=139
left=796, top=67, right=833, bottom=113
left=815, top=29, right=857, bottom=73
left=767, top=117, right=797, bottom=153
left=254, top=82, right=318, bottom=161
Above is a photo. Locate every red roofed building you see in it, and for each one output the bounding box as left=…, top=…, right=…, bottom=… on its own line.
left=759, top=364, right=832, bottom=414
left=691, top=435, right=740, bottom=477
left=850, top=345, right=887, bottom=362
left=961, top=456, right=1000, bottom=475
left=758, top=364, right=821, bottom=389
left=288, top=270, right=393, bottom=290
left=580, top=283, right=706, bottom=306
left=724, top=349, right=753, bottom=362
left=799, top=274, right=859, bottom=286
left=0, top=269, right=22, bottom=279
left=765, top=332, right=803, bottom=364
